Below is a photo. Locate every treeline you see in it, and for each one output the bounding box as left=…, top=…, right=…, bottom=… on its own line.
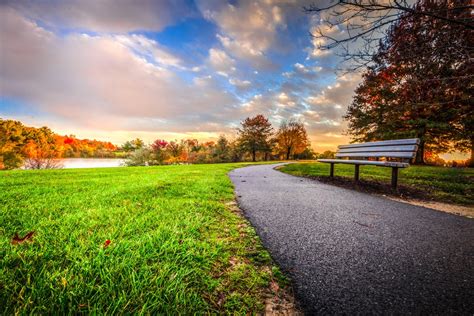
left=0, top=119, right=117, bottom=169
left=125, top=115, right=315, bottom=166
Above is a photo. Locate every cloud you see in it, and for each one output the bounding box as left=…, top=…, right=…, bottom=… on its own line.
left=197, top=0, right=286, bottom=69
left=236, top=71, right=361, bottom=151
left=2, top=0, right=190, bottom=32
left=283, top=62, right=322, bottom=80
left=302, top=73, right=361, bottom=149
left=229, top=78, right=252, bottom=91
left=240, top=94, right=273, bottom=117
left=198, top=1, right=284, bottom=51
left=0, top=8, right=237, bottom=134
left=306, top=73, right=361, bottom=116
left=115, top=35, right=184, bottom=69
left=207, top=48, right=236, bottom=77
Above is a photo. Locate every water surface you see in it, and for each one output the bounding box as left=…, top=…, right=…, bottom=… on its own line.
left=59, top=158, right=125, bottom=169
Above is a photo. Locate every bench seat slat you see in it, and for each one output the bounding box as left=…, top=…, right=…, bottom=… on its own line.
left=318, top=159, right=409, bottom=168
left=338, top=145, right=417, bottom=154
left=338, top=138, right=419, bottom=149
left=335, top=152, right=416, bottom=159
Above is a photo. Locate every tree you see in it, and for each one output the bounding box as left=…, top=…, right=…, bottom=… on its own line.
left=166, top=141, right=183, bottom=162
left=0, top=119, right=26, bottom=169
left=213, top=135, right=231, bottom=162
left=125, top=148, right=152, bottom=166
left=237, top=114, right=274, bottom=162
left=344, top=0, right=473, bottom=164
left=22, top=126, right=62, bottom=169
left=121, top=141, right=135, bottom=152
left=151, top=139, right=168, bottom=164
left=318, top=150, right=336, bottom=159
left=305, top=0, right=473, bottom=71
left=297, top=147, right=316, bottom=160
left=132, top=138, right=145, bottom=150
left=275, top=119, right=310, bottom=160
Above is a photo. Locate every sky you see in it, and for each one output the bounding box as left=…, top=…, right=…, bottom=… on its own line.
left=0, top=0, right=363, bottom=152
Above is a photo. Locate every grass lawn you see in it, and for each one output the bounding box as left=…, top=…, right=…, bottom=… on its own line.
left=279, top=162, right=474, bottom=206
left=0, top=163, right=286, bottom=314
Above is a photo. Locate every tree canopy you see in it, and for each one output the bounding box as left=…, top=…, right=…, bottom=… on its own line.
left=343, top=0, right=473, bottom=164
left=275, top=119, right=310, bottom=160
left=237, top=114, right=274, bottom=162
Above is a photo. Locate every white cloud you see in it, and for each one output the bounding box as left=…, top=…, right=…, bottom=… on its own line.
left=198, top=0, right=286, bottom=69
left=241, top=94, right=273, bottom=116
left=229, top=78, right=252, bottom=90
left=207, top=48, right=236, bottom=77
left=199, top=1, right=284, bottom=51
left=115, top=35, right=183, bottom=69
left=3, top=0, right=189, bottom=32
left=304, top=73, right=360, bottom=129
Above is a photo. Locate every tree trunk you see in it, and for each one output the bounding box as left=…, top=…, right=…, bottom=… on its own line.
left=415, top=139, right=425, bottom=164
left=252, top=149, right=256, bottom=162
left=286, top=147, right=291, bottom=160
left=469, top=137, right=474, bottom=167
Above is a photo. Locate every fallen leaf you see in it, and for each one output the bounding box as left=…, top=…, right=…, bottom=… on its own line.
left=103, top=239, right=111, bottom=248
left=11, top=231, right=35, bottom=245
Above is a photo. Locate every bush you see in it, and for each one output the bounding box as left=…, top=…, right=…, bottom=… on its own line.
left=125, top=148, right=153, bottom=166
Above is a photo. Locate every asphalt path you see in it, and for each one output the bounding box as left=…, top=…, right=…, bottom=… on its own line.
left=229, top=164, right=474, bottom=315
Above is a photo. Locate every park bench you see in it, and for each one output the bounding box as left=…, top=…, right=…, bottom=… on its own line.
left=318, top=138, right=420, bottom=189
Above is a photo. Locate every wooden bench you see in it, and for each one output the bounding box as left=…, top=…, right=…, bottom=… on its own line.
left=318, top=138, right=420, bottom=189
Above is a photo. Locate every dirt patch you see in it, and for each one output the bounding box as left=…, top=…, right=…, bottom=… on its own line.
left=264, top=290, right=302, bottom=316
left=386, top=197, right=474, bottom=218
left=226, top=200, right=302, bottom=315
left=301, top=175, right=473, bottom=218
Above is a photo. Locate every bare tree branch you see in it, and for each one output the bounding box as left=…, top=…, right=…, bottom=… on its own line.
left=304, top=0, right=474, bottom=71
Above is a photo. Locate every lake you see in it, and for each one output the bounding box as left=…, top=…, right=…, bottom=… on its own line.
left=58, top=158, right=126, bottom=169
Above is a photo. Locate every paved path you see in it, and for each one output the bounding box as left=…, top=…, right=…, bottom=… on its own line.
left=229, top=164, right=474, bottom=315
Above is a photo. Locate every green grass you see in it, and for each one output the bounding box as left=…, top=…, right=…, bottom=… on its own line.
left=280, top=162, right=474, bottom=206
left=0, top=163, right=284, bottom=314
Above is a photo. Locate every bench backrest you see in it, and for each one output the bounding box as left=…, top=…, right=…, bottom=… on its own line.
left=336, top=138, right=420, bottom=159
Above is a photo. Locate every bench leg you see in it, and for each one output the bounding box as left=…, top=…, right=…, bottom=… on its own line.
left=354, top=165, right=360, bottom=182
left=391, top=167, right=399, bottom=190
left=330, top=163, right=334, bottom=177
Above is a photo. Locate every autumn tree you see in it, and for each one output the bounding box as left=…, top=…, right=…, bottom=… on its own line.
left=237, top=114, right=273, bottom=162
left=151, top=139, right=169, bottom=164
left=344, top=0, right=473, bottom=164
left=275, top=119, right=310, bottom=160
left=122, top=138, right=145, bottom=152
left=166, top=141, right=183, bottom=162
left=22, top=126, right=62, bottom=169
left=0, top=119, right=27, bottom=169
left=57, top=135, right=117, bottom=158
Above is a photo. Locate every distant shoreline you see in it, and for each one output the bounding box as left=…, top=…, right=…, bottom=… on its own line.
left=24, top=158, right=126, bottom=169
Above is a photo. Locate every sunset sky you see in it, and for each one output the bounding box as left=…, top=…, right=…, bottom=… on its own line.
left=0, top=0, right=362, bottom=152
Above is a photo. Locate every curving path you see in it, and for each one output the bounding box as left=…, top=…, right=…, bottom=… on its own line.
left=229, top=164, right=474, bottom=315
